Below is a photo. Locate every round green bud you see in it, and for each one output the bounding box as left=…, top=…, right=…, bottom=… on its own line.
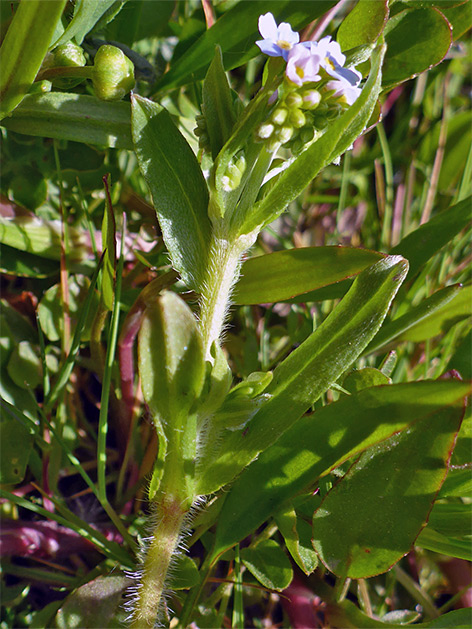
left=289, top=109, right=306, bottom=128
left=285, top=92, right=303, bottom=108
left=313, top=114, right=328, bottom=130
left=92, top=45, right=135, bottom=101
left=301, top=89, right=321, bottom=110
left=290, top=138, right=304, bottom=155
left=271, top=107, right=288, bottom=125
left=300, top=126, right=315, bottom=144
left=53, top=42, right=86, bottom=68
left=276, top=126, right=293, bottom=144
left=258, top=123, right=275, bottom=140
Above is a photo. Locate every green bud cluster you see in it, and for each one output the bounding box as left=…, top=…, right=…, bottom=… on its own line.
left=221, top=153, right=247, bottom=192
left=256, top=81, right=344, bottom=156
left=92, top=45, right=135, bottom=102
left=194, top=114, right=211, bottom=152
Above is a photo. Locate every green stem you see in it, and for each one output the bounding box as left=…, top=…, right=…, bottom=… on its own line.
left=36, top=65, right=93, bottom=81
left=131, top=495, right=188, bottom=628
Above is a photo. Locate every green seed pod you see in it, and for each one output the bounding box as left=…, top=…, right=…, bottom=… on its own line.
left=271, top=107, right=288, bottom=125
left=92, top=45, right=135, bottom=101
left=53, top=42, right=86, bottom=68
left=138, top=291, right=205, bottom=426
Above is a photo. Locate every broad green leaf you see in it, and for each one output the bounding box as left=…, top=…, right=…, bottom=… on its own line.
left=240, top=539, right=293, bottom=591
left=0, top=415, right=33, bottom=484
left=275, top=505, right=318, bottom=575
left=202, top=47, right=237, bottom=159
left=382, top=7, right=452, bottom=88
left=156, top=1, right=337, bottom=90
left=396, top=283, right=471, bottom=343
left=55, top=575, right=129, bottom=629
left=365, top=283, right=463, bottom=353
left=167, top=555, right=200, bottom=590
left=337, top=0, right=389, bottom=50
left=428, top=503, right=472, bottom=537
left=131, top=95, right=211, bottom=289
left=234, top=246, right=384, bottom=305
left=243, top=44, right=385, bottom=234
left=343, top=367, right=390, bottom=393
left=447, top=327, right=472, bottom=379
left=416, top=526, right=472, bottom=561
left=312, top=401, right=464, bottom=578
left=210, top=380, right=471, bottom=559
left=442, top=0, right=472, bottom=39
left=0, top=244, right=58, bottom=278
left=198, top=255, right=408, bottom=497
left=0, top=0, right=68, bottom=120
left=7, top=341, right=42, bottom=390
left=138, top=292, right=205, bottom=424
left=0, top=215, right=85, bottom=262
left=440, top=468, right=472, bottom=498
left=391, top=196, right=472, bottom=280
left=53, top=0, right=125, bottom=48
left=1, top=93, right=133, bottom=149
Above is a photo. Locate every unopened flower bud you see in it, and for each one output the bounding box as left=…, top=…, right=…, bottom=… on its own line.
left=54, top=42, right=86, bottom=68
left=285, top=91, right=303, bottom=108
left=313, top=114, right=328, bottom=130
left=92, top=45, right=135, bottom=101
left=271, top=107, right=288, bottom=125
left=289, top=108, right=306, bottom=128
left=300, top=127, right=315, bottom=144
left=258, top=123, right=275, bottom=140
left=276, top=125, right=293, bottom=144
left=301, top=89, right=321, bottom=109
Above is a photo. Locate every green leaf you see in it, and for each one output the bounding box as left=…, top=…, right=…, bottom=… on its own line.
left=382, top=7, right=452, bottom=88
left=53, top=0, right=125, bottom=48
left=343, top=367, right=391, bottom=393
left=312, top=400, right=464, bottom=578
left=210, top=380, right=471, bottom=559
left=416, top=526, right=472, bottom=561
left=396, top=283, right=471, bottom=343
left=156, top=1, right=337, bottom=91
left=442, top=0, right=472, bottom=40
left=1, top=93, right=133, bottom=149
left=167, top=555, right=200, bottom=590
left=428, top=502, right=472, bottom=537
left=234, top=246, right=384, bottom=305
left=0, top=243, right=58, bottom=278
left=275, top=505, right=318, bottom=575
left=7, top=341, right=42, bottom=390
left=202, top=46, right=237, bottom=159
left=198, top=255, right=408, bottom=496
left=243, top=43, right=385, bottom=234
left=0, top=0, right=68, bottom=120
left=391, top=196, right=472, bottom=280
left=0, top=215, right=85, bottom=262
left=241, top=539, right=293, bottom=591
left=131, top=95, right=211, bottom=289
left=54, top=575, right=129, bottom=629
left=0, top=414, right=33, bottom=484
left=365, top=283, right=464, bottom=352
left=101, top=178, right=116, bottom=311
left=337, top=0, right=389, bottom=50
left=447, top=326, right=472, bottom=379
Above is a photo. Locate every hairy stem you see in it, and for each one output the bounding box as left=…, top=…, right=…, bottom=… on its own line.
left=131, top=495, right=188, bottom=628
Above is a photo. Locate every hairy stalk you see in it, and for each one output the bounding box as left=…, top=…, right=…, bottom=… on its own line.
left=131, top=495, right=188, bottom=628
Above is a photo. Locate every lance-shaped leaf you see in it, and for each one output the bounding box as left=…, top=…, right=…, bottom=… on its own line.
left=131, top=95, right=211, bottom=290
left=210, top=380, right=470, bottom=559
left=52, top=0, right=124, bottom=48
left=337, top=0, right=389, bottom=51
left=312, top=396, right=465, bottom=579
left=1, top=93, right=133, bottom=149
left=202, top=47, right=237, bottom=160
left=197, top=255, right=408, bottom=496
left=0, top=0, right=67, bottom=120
left=234, top=246, right=384, bottom=305
left=241, top=43, right=385, bottom=234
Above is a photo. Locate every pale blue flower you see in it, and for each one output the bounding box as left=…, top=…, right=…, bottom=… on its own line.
left=256, top=12, right=299, bottom=61
left=304, top=37, right=362, bottom=87
left=326, top=78, right=362, bottom=105
left=286, top=43, right=322, bottom=86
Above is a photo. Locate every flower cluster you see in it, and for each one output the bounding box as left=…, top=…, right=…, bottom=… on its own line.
left=256, top=13, right=362, bottom=153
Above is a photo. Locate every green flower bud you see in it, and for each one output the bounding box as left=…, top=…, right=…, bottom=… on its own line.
left=276, top=125, right=293, bottom=144
left=300, top=126, right=315, bottom=144
left=290, top=138, right=304, bottom=156
left=258, top=123, right=275, bottom=140
left=313, top=114, right=329, bottom=130
left=289, top=108, right=306, bottom=128
left=53, top=42, right=86, bottom=68
left=92, top=45, right=135, bottom=101
left=301, top=89, right=321, bottom=110
left=29, top=80, right=52, bottom=94
left=271, top=107, right=288, bottom=125
left=285, top=91, right=303, bottom=108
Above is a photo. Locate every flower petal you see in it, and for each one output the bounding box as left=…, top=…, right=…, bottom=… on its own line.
left=258, top=13, right=278, bottom=40
left=256, top=40, right=283, bottom=57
